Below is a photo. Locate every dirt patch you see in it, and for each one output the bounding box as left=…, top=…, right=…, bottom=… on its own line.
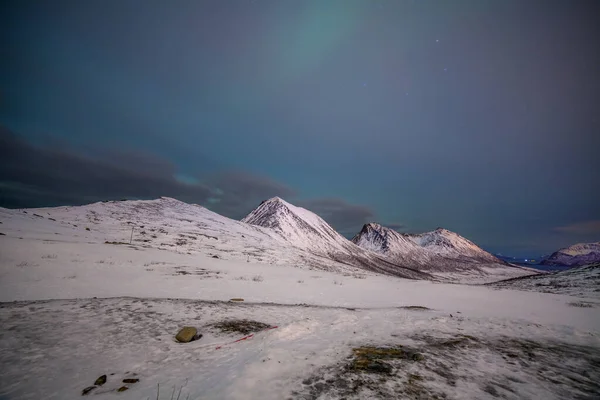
left=209, top=319, right=271, bottom=335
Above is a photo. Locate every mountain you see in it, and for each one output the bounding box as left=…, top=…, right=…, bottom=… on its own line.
left=241, top=197, right=431, bottom=280
left=0, top=197, right=429, bottom=280
left=488, top=263, right=600, bottom=299
left=352, top=223, right=535, bottom=282
left=541, top=242, right=600, bottom=267
left=0, top=196, right=534, bottom=283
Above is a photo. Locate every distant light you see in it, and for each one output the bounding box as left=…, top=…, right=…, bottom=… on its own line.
left=436, top=39, right=439, bottom=42
left=525, top=259, right=528, bottom=262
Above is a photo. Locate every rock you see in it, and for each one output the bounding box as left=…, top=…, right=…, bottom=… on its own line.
left=412, top=353, right=425, bottom=361
left=117, top=386, right=129, bottom=392
left=94, top=375, right=107, bottom=386
left=82, top=386, right=96, bottom=396
left=122, top=378, right=139, bottom=383
left=175, top=326, right=198, bottom=343
left=229, top=298, right=244, bottom=302
left=212, top=255, right=219, bottom=259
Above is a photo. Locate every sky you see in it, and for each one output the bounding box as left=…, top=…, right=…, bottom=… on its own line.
left=1, top=0, right=599, bottom=257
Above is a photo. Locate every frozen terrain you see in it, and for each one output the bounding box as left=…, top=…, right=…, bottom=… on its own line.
left=352, top=223, right=535, bottom=283
left=541, top=242, right=600, bottom=267
left=489, top=263, right=600, bottom=300
left=0, top=197, right=428, bottom=281
left=0, top=199, right=599, bottom=399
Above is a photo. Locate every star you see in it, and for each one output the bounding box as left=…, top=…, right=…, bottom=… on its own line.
left=436, top=39, right=439, bottom=43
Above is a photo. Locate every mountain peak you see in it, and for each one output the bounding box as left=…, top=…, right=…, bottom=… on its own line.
left=242, top=197, right=345, bottom=248
left=353, top=222, right=504, bottom=272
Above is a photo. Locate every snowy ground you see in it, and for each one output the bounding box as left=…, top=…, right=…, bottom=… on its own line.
left=1, top=215, right=600, bottom=399
left=1, top=298, right=599, bottom=400
left=488, top=264, right=600, bottom=300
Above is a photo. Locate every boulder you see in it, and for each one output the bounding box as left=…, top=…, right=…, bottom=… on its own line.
left=117, top=386, right=129, bottom=392
left=122, top=378, right=139, bottom=384
left=175, top=327, right=198, bottom=343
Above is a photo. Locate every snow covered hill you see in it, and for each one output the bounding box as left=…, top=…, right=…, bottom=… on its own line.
left=541, top=241, right=600, bottom=267
left=489, top=263, right=600, bottom=299
left=0, top=197, right=429, bottom=280
left=352, top=223, right=535, bottom=283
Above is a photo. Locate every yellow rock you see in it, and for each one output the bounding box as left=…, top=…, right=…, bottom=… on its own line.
left=175, top=326, right=198, bottom=343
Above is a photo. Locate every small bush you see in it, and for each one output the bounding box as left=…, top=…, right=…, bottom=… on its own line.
left=41, top=254, right=58, bottom=259
left=297, top=280, right=304, bottom=284
left=252, top=275, right=264, bottom=282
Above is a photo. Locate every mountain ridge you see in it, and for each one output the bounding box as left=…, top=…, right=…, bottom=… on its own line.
left=351, top=222, right=532, bottom=280
left=541, top=241, right=600, bottom=267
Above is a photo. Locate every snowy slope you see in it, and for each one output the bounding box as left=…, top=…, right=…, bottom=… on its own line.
left=0, top=235, right=599, bottom=400
left=241, top=197, right=431, bottom=280
left=488, top=263, right=600, bottom=299
left=352, top=223, right=535, bottom=282
left=541, top=241, right=600, bottom=267
left=0, top=197, right=429, bottom=280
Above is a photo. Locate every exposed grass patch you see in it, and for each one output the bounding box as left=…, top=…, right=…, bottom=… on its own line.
left=400, top=306, right=431, bottom=311
left=209, top=319, right=271, bottom=335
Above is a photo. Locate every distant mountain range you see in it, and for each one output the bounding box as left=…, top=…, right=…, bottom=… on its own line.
left=541, top=242, right=600, bottom=267
left=0, top=196, right=536, bottom=283
left=350, top=223, right=531, bottom=281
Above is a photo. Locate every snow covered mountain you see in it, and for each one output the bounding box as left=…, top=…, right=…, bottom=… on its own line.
left=0, top=196, right=534, bottom=282
left=541, top=242, right=600, bottom=267
left=352, top=223, right=535, bottom=282
left=0, top=197, right=429, bottom=280
left=241, top=197, right=430, bottom=279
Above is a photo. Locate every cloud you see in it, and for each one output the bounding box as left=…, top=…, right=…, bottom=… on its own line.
left=0, top=128, right=377, bottom=233
left=383, top=223, right=407, bottom=232
left=0, top=127, right=214, bottom=208
left=0, top=128, right=293, bottom=217
left=297, top=197, right=375, bottom=237
left=205, top=171, right=297, bottom=219
left=553, top=220, right=600, bottom=235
